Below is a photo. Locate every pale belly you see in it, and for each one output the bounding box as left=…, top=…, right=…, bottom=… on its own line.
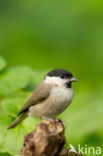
left=29, top=86, right=74, bottom=118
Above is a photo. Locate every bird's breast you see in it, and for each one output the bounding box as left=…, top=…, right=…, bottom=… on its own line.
left=50, top=86, right=74, bottom=105
left=45, top=86, right=74, bottom=116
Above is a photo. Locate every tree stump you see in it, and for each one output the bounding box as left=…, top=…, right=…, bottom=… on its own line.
left=20, top=119, right=81, bottom=156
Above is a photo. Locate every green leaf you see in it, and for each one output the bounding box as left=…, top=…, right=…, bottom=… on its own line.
left=0, top=114, right=38, bottom=155
left=0, top=66, right=34, bottom=95
left=0, top=152, right=12, bottom=156
left=0, top=96, right=39, bottom=155
left=1, top=92, right=31, bottom=117
left=1, top=98, right=26, bottom=118
left=0, top=56, right=6, bottom=72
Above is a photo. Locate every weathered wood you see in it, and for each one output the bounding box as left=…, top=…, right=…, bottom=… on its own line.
left=20, top=119, right=81, bottom=156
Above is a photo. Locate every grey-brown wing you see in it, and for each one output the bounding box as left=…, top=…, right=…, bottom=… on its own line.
left=17, top=82, right=52, bottom=116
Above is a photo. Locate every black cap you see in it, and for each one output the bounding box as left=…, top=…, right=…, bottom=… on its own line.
left=47, top=69, right=73, bottom=79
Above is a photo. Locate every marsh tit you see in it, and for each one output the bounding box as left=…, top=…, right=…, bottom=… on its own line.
left=8, top=69, right=77, bottom=129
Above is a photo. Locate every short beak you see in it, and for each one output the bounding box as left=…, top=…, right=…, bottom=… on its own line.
left=69, top=77, right=78, bottom=82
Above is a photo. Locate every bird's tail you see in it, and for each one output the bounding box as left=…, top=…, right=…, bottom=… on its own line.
left=7, top=113, right=28, bottom=129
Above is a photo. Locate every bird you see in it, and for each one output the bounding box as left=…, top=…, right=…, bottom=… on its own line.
left=8, top=69, right=77, bottom=129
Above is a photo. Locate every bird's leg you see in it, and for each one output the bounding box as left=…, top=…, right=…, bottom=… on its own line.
left=42, top=116, right=52, bottom=121
left=42, top=117, right=65, bottom=128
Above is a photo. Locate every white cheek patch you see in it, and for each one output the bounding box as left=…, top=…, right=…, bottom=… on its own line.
left=45, top=76, right=66, bottom=86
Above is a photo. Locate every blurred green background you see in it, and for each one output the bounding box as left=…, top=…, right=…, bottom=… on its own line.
left=0, top=0, right=103, bottom=156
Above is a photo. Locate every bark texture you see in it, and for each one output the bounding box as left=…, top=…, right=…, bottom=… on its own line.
left=20, top=119, right=81, bottom=156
